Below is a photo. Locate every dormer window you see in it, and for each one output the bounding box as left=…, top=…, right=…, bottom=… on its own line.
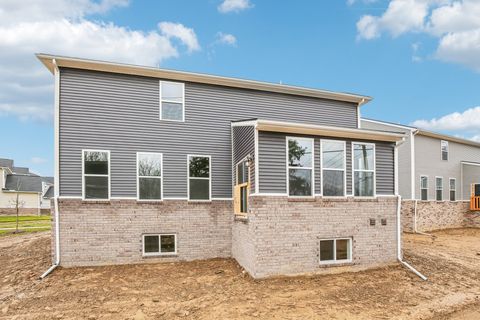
left=160, top=81, right=184, bottom=122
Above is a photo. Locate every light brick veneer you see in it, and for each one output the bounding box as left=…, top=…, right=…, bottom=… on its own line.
left=53, top=199, right=233, bottom=267
left=232, top=196, right=399, bottom=278
left=401, top=200, right=472, bottom=232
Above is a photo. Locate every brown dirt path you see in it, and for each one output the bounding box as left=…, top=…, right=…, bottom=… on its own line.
left=1, top=229, right=479, bottom=319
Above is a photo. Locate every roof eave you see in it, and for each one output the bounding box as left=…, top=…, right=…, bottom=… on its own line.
left=36, top=53, right=372, bottom=105
left=417, top=130, right=480, bottom=148
left=256, top=120, right=405, bottom=142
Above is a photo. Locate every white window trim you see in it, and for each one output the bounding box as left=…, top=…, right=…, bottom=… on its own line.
left=142, top=233, right=177, bottom=256
left=435, top=176, right=443, bottom=201
left=81, top=149, right=110, bottom=201
left=159, top=80, right=185, bottom=122
left=420, top=175, right=429, bottom=201
left=319, top=238, right=353, bottom=265
left=320, top=139, right=346, bottom=198
left=449, top=177, right=456, bottom=202
left=352, top=142, right=376, bottom=198
left=286, top=136, right=315, bottom=198
left=136, top=152, right=163, bottom=201
left=187, top=154, right=212, bottom=201
left=441, top=140, right=449, bottom=161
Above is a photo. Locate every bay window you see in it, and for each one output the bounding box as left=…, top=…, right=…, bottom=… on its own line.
left=321, top=140, right=346, bottom=197
left=287, top=137, right=313, bottom=197
left=353, top=143, right=375, bottom=197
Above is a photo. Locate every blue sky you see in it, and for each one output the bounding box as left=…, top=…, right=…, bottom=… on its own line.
left=1, top=0, right=480, bottom=176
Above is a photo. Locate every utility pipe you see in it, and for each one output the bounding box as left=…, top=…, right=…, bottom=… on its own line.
left=413, top=199, right=433, bottom=237
left=396, top=195, right=427, bottom=281
left=40, top=196, right=60, bottom=279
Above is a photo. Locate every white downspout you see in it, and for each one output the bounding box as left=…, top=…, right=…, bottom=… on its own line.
left=395, top=139, right=427, bottom=281
left=40, top=58, right=61, bottom=279
left=413, top=199, right=433, bottom=237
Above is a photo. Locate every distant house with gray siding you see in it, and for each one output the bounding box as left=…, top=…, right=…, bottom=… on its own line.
left=361, top=118, right=480, bottom=202
left=38, top=54, right=405, bottom=278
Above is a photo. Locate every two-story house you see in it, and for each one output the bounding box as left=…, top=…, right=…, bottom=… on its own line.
left=38, top=54, right=406, bottom=278
left=361, top=118, right=480, bottom=232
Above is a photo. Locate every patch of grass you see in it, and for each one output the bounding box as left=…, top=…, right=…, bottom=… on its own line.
left=0, top=215, right=51, bottom=236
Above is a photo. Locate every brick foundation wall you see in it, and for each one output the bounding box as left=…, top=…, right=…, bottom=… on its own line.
left=232, top=196, right=399, bottom=278
left=401, top=200, right=471, bottom=232
left=464, top=212, right=480, bottom=228
left=53, top=199, right=233, bottom=267
left=0, top=207, right=40, bottom=215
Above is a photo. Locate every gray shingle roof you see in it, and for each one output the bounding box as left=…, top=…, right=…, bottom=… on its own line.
left=0, top=158, right=13, bottom=169
left=4, top=175, right=43, bottom=192
left=44, top=186, right=54, bottom=198
left=42, top=176, right=54, bottom=184
left=12, top=167, right=30, bottom=174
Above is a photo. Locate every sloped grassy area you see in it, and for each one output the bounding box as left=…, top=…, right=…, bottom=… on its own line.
left=0, top=215, right=51, bottom=236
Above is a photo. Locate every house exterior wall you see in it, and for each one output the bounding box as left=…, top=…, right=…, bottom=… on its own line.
left=59, top=68, right=359, bottom=199
left=414, top=135, right=480, bottom=201
left=360, top=120, right=413, bottom=199
left=232, top=196, right=398, bottom=278
left=0, top=191, right=40, bottom=213
left=53, top=199, right=232, bottom=267
left=258, top=131, right=395, bottom=195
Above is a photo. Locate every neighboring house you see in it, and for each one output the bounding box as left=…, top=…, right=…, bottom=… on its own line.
left=0, top=158, right=54, bottom=215
left=361, top=119, right=480, bottom=231
left=39, top=54, right=406, bottom=278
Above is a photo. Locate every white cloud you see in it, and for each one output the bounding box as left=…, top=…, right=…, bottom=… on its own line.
left=216, top=32, right=237, bottom=46
left=0, top=0, right=200, bottom=122
left=158, top=22, right=200, bottom=52
left=31, top=157, right=47, bottom=164
left=411, top=106, right=480, bottom=135
left=218, top=0, right=253, bottom=13
left=355, top=0, right=480, bottom=72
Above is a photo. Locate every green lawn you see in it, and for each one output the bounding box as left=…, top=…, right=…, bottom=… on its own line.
left=0, top=215, right=51, bottom=236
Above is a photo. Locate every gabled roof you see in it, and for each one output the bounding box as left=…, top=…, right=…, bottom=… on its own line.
left=44, top=186, right=54, bottom=198
left=4, top=175, right=43, bottom=193
left=361, top=118, right=480, bottom=148
left=0, top=158, right=13, bottom=170
left=36, top=53, right=372, bottom=105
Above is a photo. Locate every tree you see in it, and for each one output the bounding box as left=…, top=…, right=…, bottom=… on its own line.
left=8, top=179, right=25, bottom=233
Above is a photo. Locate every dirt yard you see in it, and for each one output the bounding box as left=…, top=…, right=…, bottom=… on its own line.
left=1, top=229, right=479, bottom=320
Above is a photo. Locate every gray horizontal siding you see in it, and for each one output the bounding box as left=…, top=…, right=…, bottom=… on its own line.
left=375, top=142, right=395, bottom=195
left=232, top=126, right=255, bottom=192
left=59, top=68, right=359, bottom=198
left=258, top=131, right=395, bottom=196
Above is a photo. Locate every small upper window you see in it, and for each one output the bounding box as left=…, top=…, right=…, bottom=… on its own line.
left=160, top=81, right=184, bottom=121
left=188, top=155, right=211, bottom=201
left=441, top=140, right=449, bottom=161
left=83, top=150, right=109, bottom=200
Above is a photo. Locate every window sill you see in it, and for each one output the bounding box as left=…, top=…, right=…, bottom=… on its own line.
left=188, top=200, right=212, bottom=204
left=136, top=200, right=164, bottom=204
left=288, top=197, right=316, bottom=202
left=319, top=260, right=353, bottom=268
left=234, top=214, right=248, bottom=222
left=142, top=253, right=178, bottom=258
left=82, top=200, right=110, bottom=204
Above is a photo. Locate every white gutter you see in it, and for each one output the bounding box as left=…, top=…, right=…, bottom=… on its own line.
left=394, top=139, right=427, bottom=281
left=40, top=58, right=61, bottom=279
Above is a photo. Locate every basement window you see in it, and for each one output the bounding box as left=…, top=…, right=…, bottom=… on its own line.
left=143, top=234, right=176, bottom=256
left=319, top=238, right=352, bottom=264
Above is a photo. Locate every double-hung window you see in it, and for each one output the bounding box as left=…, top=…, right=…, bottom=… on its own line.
left=188, top=155, right=211, bottom=201
left=82, top=150, right=110, bottom=200
left=137, top=152, right=162, bottom=200
left=321, top=140, right=345, bottom=197
left=441, top=140, right=449, bottom=161
left=436, top=177, right=443, bottom=201
left=353, top=143, right=375, bottom=197
left=420, top=176, right=428, bottom=200
left=287, top=137, right=314, bottom=197
left=319, top=238, right=352, bottom=264
left=160, top=81, right=184, bottom=121
left=449, top=178, right=456, bottom=201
